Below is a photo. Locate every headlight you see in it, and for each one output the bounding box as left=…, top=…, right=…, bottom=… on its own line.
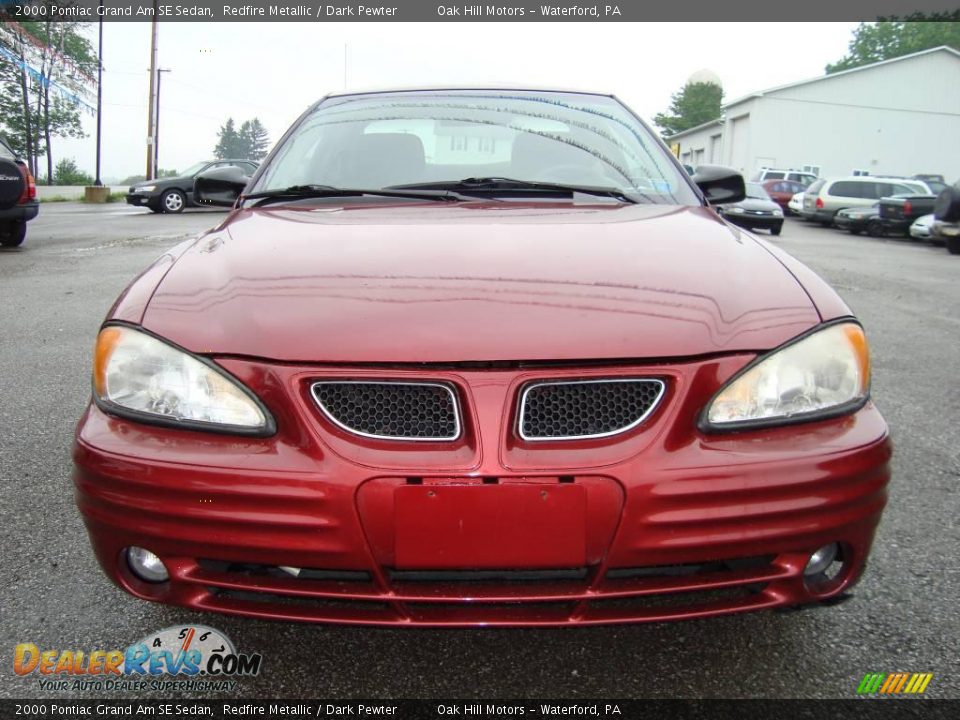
left=136, top=185, right=156, bottom=192
left=93, top=325, right=272, bottom=434
left=772, top=208, right=783, bottom=217
left=703, top=322, right=870, bottom=429
left=725, top=207, right=745, bottom=214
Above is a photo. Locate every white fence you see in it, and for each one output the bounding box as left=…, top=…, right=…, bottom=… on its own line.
left=36, top=186, right=129, bottom=200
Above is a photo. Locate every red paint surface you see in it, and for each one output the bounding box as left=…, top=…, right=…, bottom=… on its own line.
left=394, top=483, right=586, bottom=569
left=73, top=199, right=890, bottom=625
left=74, top=352, right=891, bottom=625
left=140, top=202, right=821, bottom=362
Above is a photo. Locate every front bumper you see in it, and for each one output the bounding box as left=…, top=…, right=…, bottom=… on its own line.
left=74, top=358, right=891, bottom=626
left=723, top=213, right=783, bottom=230
left=834, top=215, right=869, bottom=231
left=125, top=193, right=158, bottom=207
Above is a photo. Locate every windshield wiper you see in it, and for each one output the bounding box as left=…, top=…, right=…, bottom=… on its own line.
left=242, top=184, right=471, bottom=207
left=387, top=178, right=639, bottom=204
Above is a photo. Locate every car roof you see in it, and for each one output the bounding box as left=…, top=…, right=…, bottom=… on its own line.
left=824, top=176, right=919, bottom=183
left=324, top=86, right=615, bottom=100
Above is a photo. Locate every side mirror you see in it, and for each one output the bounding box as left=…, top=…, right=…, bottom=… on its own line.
left=934, top=184, right=960, bottom=222
left=693, top=165, right=746, bottom=204
left=194, top=166, right=251, bottom=207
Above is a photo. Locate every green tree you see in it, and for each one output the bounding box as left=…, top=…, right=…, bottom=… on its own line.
left=0, top=18, right=94, bottom=182
left=653, top=81, right=723, bottom=137
left=239, top=118, right=269, bottom=161
left=827, top=14, right=960, bottom=73
left=54, top=157, right=93, bottom=186
left=213, top=117, right=241, bottom=158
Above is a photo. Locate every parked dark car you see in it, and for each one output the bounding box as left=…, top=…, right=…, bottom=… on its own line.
left=762, top=179, right=806, bottom=215
left=126, top=159, right=257, bottom=213
left=0, top=136, right=38, bottom=247
left=834, top=203, right=881, bottom=236
left=933, top=181, right=960, bottom=255
left=73, top=88, right=890, bottom=626
left=717, top=182, right=784, bottom=234
left=879, top=194, right=938, bottom=236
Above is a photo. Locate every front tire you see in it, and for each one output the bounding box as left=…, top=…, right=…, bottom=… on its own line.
left=866, top=219, right=885, bottom=238
left=0, top=221, right=26, bottom=248
left=770, top=224, right=782, bottom=236
left=161, top=189, right=186, bottom=214
left=947, top=236, right=960, bottom=255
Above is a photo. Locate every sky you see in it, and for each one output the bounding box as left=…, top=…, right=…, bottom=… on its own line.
left=53, top=22, right=861, bottom=183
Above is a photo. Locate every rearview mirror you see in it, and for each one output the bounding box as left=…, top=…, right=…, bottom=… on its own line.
left=194, top=166, right=251, bottom=208
left=934, top=184, right=960, bottom=222
left=692, top=165, right=746, bottom=204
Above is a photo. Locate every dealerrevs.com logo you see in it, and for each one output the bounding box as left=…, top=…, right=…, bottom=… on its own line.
left=13, top=625, right=263, bottom=692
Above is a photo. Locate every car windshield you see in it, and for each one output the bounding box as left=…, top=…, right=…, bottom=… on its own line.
left=745, top=183, right=772, bottom=200
left=253, top=90, right=699, bottom=205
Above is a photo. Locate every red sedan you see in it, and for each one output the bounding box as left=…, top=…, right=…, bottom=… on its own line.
left=74, top=89, right=890, bottom=626
left=763, top=179, right=807, bottom=215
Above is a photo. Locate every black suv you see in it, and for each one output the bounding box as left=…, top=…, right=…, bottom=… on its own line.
left=933, top=180, right=960, bottom=255
left=0, top=136, right=39, bottom=247
left=126, top=159, right=257, bottom=213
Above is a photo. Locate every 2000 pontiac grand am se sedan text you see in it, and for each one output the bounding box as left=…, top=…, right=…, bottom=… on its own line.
left=73, top=89, right=891, bottom=626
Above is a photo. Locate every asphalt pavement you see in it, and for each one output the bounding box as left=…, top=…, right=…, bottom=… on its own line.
left=1, top=203, right=958, bottom=700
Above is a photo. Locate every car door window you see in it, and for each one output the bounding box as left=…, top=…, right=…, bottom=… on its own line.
left=829, top=181, right=860, bottom=198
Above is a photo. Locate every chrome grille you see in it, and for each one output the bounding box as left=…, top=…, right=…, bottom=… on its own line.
left=519, top=378, right=665, bottom=441
left=311, top=381, right=460, bottom=441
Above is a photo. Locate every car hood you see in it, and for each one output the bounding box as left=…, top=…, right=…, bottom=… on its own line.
left=142, top=202, right=821, bottom=362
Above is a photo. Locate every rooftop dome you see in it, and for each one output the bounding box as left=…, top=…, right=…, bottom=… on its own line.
left=688, top=69, right=722, bottom=87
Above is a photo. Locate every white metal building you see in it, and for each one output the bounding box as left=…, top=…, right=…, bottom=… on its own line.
left=670, top=46, right=960, bottom=182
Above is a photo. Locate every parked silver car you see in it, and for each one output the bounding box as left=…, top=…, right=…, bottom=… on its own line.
left=802, top=176, right=923, bottom=225
left=909, top=214, right=936, bottom=241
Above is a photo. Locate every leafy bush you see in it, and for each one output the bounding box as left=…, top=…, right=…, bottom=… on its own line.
left=54, top=158, right=93, bottom=186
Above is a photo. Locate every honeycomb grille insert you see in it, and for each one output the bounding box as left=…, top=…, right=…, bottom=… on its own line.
left=311, top=382, right=460, bottom=441
left=519, top=379, right=665, bottom=441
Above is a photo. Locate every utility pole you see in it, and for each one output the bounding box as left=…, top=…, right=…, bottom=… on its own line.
left=154, top=68, right=170, bottom=176
left=145, top=14, right=158, bottom=179
left=94, top=0, right=103, bottom=187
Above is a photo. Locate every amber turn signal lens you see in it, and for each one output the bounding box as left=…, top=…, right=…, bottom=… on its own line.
left=842, top=323, right=871, bottom=390
left=93, top=326, right=123, bottom=397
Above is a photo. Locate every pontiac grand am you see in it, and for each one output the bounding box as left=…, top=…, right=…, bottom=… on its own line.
left=73, top=89, right=890, bottom=626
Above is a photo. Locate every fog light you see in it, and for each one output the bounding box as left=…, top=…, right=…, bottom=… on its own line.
left=126, top=546, right=169, bottom=583
left=804, top=543, right=839, bottom=577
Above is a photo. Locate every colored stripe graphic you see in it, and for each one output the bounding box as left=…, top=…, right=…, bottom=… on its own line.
left=858, top=673, right=933, bottom=695
left=857, top=673, right=885, bottom=694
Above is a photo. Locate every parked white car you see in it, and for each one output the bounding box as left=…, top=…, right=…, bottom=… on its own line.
left=753, top=168, right=818, bottom=187
left=910, top=214, right=936, bottom=241
left=788, top=192, right=805, bottom=216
